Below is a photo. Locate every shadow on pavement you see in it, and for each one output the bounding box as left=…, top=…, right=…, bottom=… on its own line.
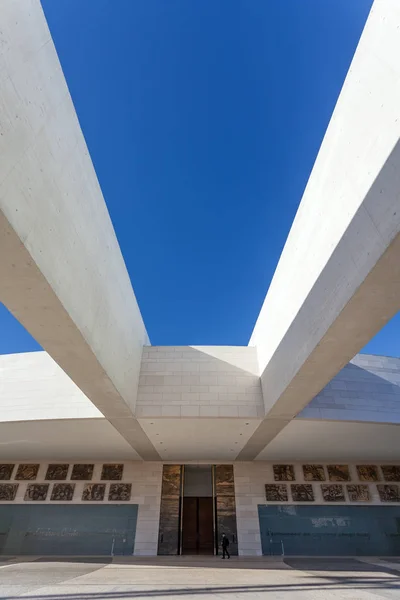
left=0, top=577, right=400, bottom=600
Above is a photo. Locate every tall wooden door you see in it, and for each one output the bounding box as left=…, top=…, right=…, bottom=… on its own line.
left=198, top=497, right=214, bottom=554
left=182, top=497, right=214, bottom=555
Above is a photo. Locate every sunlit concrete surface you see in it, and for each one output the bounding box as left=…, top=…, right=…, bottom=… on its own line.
left=0, top=557, right=399, bottom=599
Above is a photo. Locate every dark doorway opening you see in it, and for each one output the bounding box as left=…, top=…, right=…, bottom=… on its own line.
left=182, top=496, right=214, bottom=555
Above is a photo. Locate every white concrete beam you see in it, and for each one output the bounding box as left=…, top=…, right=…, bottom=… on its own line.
left=240, top=0, right=400, bottom=459
left=0, top=0, right=159, bottom=459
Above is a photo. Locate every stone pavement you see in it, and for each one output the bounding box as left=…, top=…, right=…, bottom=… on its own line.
left=0, top=556, right=399, bottom=599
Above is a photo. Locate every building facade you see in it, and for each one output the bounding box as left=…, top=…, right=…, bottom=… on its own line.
left=1, top=0, right=400, bottom=560
left=0, top=349, right=400, bottom=557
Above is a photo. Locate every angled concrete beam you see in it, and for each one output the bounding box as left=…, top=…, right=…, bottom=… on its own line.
left=0, top=0, right=159, bottom=459
left=240, top=0, right=400, bottom=459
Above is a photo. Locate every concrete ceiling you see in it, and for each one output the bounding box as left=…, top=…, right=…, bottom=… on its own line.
left=139, top=418, right=261, bottom=461
left=257, top=419, right=400, bottom=462
left=0, top=419, right=140, bottom=461
left=2, top=417, right=400, bottom=463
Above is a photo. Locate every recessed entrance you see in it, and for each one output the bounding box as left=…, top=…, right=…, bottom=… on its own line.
left=157, top=464, right=238, bottom=556
left=181, top=465, right=214, bottom=555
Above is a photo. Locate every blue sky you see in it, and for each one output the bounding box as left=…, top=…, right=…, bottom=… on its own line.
left=3, top=0, right=397, bottom=355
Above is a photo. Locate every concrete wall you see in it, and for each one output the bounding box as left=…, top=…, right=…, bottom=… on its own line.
left=137, top=346, right=263, bottom=419
left=0, top=1, right=155, bottom=458
left=234, top=460, right=400, bottom=556
left=243, top=0, right=400, bottom=457
left=299, top=354, right=400, bottom=424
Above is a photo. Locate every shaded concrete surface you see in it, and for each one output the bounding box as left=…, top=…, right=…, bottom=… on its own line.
left=0, top=557, right=399, bottom=599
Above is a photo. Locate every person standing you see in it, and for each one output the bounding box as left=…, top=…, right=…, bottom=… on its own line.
left=221, top=533, right=230, bottom=559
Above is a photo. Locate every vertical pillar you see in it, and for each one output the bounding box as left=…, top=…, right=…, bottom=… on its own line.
left=157, top=465, right=182, bottom=555
left=214, top=465, right=238, bottom=556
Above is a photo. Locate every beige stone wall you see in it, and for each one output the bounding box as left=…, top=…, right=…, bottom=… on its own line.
left=137, top=346, right=263, bottom=418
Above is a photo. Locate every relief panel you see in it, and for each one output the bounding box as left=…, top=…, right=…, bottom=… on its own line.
left=273, top=465, right=295, bottom=481
left=82, top=484, right=106, bottom=501
left=109, top=483, right=132, bottom=501
left=0, top=464, right=14, bottom=481
left=265, top=484, right=288, bottom=502
left=381, top=466, right=400, bottom=482
left=51, top=483, right=75, bottom=501
left=327, top=465, right=350, bottom=482
left=347, top=485, right=370, bottom=502
left=321, top=484, right=345, bottom=502
left=291, top=484, right=314, bottom=502
left=45, top=464, right=69, bottom=481
left=15, top=464, right=39, bottom=481
left=24, top=484, right=49, bottom=501
left=101, top=464, right=124, bottom=480
left=377, top=484, right=400, bottom=502
left=356, top=465, right=379, bottom=482
left=71, top=464, right=94, bottom=480
left=0, top=484, right=18, bottom=501
left=303, top=465, right=325, bottom=481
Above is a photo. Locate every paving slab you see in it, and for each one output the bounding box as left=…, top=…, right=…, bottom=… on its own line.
left=0, top=557, right=398, bottom=599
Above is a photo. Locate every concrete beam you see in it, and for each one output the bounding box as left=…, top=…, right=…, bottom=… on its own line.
left=0, top=0, right=159, bottom=459
left=240, top=0, right=400, bottom=459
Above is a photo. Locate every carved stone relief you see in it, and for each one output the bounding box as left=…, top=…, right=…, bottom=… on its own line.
left=108, top=483, right=132, bottom=501
left=356, top=465, right=379, bottom=482
left=0, top=484, right=18, bottom=501
left=347, top=485, right=370, bottom=502
left=377, top=484, right=400, bottom=502
left=24, top=484, right=49, bottom=501
left=16, top=464, right=39, bottom=480
left=82, top=484, right=106, bottom=501
left=101, top=464, right=123, bottom=480
left=45, top=464, right=69, bottom=481
left=327, top=465, right=350, bottom=482
left=0, top=464, right=15, bottom=480
left=321, top=484, right=345, bottom=502
left=265, top=484, right=288, bottom=502
left=273, top=465, right=295, bottom=481
left=51, top=483, right=75, bottom=501
left=71, top=464, right=94, bottom=480
left=303, top=465, right=325, bottom=481
left=381, top=466, right=400, bottom=482
left=291, top=484, right=314, bottom=502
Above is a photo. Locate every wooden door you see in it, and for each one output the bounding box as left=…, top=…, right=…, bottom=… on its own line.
left=182, top=497, right=197, bottom=554
left=198, top=497, right=214, bottom=554
left=182, top=497, right=214, bottom=555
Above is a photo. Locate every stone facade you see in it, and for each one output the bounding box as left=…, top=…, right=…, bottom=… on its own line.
left=137, top=346, right=263, bottom=418
left=0, top=461, right=162, bottom=556
left=2, top=458, right=400, bottom=557
left=300, top=354, right=400, bottom=423
left=234, top=461, right=400, bottom=556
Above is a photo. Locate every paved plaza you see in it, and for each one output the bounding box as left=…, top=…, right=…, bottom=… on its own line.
left=0, top=557, right=399, bottom=599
